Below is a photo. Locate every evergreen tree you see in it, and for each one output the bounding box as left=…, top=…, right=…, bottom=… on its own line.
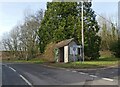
left=38, top=2, right=101, bottom=60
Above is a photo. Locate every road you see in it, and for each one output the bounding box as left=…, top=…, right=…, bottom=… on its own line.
left=1, top=63, right=120, bottom=86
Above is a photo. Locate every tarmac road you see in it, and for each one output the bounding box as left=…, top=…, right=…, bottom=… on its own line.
left=2, top=64, right=28, bottom=86
left=1, top=63, right=119, bottom=86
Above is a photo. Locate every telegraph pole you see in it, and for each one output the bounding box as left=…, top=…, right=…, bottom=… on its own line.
left=81, top=1, right=84, bottom=62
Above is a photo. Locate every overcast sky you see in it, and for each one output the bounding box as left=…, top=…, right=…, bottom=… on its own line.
left=0, top=0, right=119, bottom=42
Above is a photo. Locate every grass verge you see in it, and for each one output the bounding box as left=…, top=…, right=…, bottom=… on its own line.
left=44, top=57, right=119, bottom=69
left=2, top=58, right=46, bottom=64
left=2, top=56, right=120, bottom=69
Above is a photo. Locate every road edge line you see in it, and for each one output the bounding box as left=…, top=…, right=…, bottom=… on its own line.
left=102, top=78, right=114, bottom=81
left=72, top=70, right=77, bottom=72
left=9, top=67, right=16, bottom=72
left=79, top=72, right=86, bottom=75
left=89, top=75, right=97, bottom=78
left=19, top=74, right=32, bottom=86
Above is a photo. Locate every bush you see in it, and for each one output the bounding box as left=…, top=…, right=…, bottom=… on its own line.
left=110, top=38, right=120, bottom=58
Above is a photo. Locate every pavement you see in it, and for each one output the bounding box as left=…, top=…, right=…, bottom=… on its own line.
left=1, top=63, right=120, bottom=86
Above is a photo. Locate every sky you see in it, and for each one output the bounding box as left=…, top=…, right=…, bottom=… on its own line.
left=0, top=0, right=119, bottom=42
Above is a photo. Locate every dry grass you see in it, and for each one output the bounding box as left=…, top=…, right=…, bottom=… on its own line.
left=100, top=50, right=113, bottom=58
left=43, top=42, right=56, bottom=62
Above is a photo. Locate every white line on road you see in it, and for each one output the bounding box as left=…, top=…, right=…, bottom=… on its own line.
left=89, top=75, right=97, bottom=78
left=79, top=72, right=86, bottom=75
left=9, top=67, right=16, bottom=72
left=102, top=78, right=114, bottom=82
left=72, top=70, right=77, bottom=72
left=66, top=69, right=70, bottom=71
left=19, top=75, right=32, bottom=86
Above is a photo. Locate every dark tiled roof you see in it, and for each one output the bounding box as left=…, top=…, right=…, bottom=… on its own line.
left=55, top=38, right=74, bottom=48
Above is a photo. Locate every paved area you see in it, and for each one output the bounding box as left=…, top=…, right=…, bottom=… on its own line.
left=2, top=63, right=119, bottom=86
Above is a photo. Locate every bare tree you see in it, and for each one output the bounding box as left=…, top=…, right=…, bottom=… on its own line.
left=98, top=14, right=118, bottom=51
left=1, top=9, right=43, bottom=60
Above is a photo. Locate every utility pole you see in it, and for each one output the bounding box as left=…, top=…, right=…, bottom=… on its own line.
left=118, top=1, right=120, bottom=36
left=81, top=1, right=84, bottom=62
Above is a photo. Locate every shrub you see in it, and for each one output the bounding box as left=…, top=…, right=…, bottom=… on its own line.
left=110, top=38, right=120, bottom=58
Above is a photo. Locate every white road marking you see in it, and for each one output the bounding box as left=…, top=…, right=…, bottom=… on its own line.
left=19, top=75, right=32, bottom=86
left=9, top=67, right=16, bottom=72
left=102, top=78, right=114, bottom=82
left=79, top=72, right=86, bottom=75
left=89, top=75, right=97, bottom=78
left=66, top=69, right=70, bottom=71
left=72, top=70, right=77, bottom=72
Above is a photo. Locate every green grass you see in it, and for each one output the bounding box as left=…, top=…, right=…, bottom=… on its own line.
left=47, top=63, right=103, bottom=69
left=45, top=57, right=119, bottom=69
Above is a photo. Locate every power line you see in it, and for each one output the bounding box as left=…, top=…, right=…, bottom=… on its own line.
left=94, top=11, right=117, bottom=27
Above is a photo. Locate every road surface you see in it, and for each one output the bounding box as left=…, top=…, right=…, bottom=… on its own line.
left=1, top=63, right=120, bottom=86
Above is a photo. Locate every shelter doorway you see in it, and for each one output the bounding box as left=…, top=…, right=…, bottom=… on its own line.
left=59, top=47, right=64, bottom=62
